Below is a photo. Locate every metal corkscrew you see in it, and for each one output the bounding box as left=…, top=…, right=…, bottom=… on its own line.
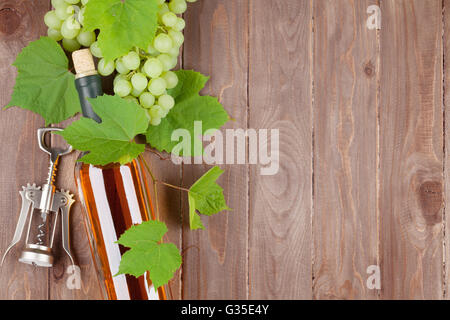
left=1, top=128, right=75, bottom=267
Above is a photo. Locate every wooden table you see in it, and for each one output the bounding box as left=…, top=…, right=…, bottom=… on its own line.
left=0, top=0, right=448, bottom=300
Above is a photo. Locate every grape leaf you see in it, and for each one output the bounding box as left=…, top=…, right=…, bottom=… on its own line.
left=58, top=95, right=149, bottom=165
left=188, top=166, right=231, bottom=230
left=116, top=221, right=182, bottom=290
left=5, top=37, right=80, bottom=124
left=146, top=70, right=229, bottom=156
left=83, top=0, right=159, bottom=61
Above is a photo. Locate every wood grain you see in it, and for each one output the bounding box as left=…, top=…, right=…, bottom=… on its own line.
left=248, top=0, right=312, bottom=299
left=379, top=0, right=444, bottom=299
left=444, top=0, right=450, bottom=300
left=0, top=0, right=50, bottom=300
left=312, top=0, right=379, bottom=300
left=182, top=0, right=249, bottom=299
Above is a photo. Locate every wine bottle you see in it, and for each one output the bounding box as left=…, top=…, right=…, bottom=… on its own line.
left=71, top=49, right=168, bottom=300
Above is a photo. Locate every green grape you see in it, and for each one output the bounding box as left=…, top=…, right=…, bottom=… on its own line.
left=158, top=53, right=174, bottom=71
left=44, top=11, right=63, bottom=30
left=143, top=58, right=163, bottom=78
left=149, top=105, right=165, bottom=119
left=147, top=43, right=160, bottom=56
left=157, top=0, right=166, bottom=5
left=61, top=18, right=80, bottom=39
left=162, top=12, right=177, bottom=27
left=139, top=92, right=156, bottom=108
left=98, top=58, right=115, bottom=76
left=158, top=94, right=175, bottom=111
left=64, top=0, right=80, bottom=4
left=168, top=30, right=184, bottom=47
left=114, top=74, right=127, bottom=86
left=158, top=3, right=170, bottom=17
left=186, top=0, right=198, bottom=2
left=150, top=116, right=162, bottom=126
left=148, top=78, right=167, bottom=96
left=167, top=45, right=180, bottom=57
left=153, top=33, right=173, bottom=53
left=78, top=7, right=85, bottom=25
left=169, top=0, right=187, bottom=14
left=116, top=59, right=131, bottom=74
left=51, top=0, right=66, bottom=8
left=122, top=51, right=140, bottom=70
left=55, top=3, right=72, bottom=20
left=81, top=0, right=89, bottom=5
left=173, top=17, right=186, bottom=31
left=90, top=41, right=103, bottom=58
left=123, top=96, right=139, bottom=104
left=131, top=73, right=148, bottom=92
left=77, top=30, right=96, bottom=46
left=161, top=71, right=179, bottom=89
left=114, top=79, right=132, bottom=97
left=62, top=38, right=81, bottom=52
left=131, top=87, right=144, bottom=98
left=48, top=28, right=63, bottom=41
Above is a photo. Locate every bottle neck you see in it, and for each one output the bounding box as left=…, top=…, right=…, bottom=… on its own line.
left=75, top=74, right=103, bottom=123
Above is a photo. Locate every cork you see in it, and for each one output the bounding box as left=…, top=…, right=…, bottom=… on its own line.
left=72, top=49, right=97, bottom=78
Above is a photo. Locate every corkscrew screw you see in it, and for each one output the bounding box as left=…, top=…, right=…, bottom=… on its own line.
left=1, top=128, right=75, bottom=267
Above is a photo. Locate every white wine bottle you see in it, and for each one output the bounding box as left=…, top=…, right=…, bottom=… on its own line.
left=72, top=49, right=168, bottom=300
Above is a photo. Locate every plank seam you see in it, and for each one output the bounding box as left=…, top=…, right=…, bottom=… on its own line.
left=442, top=0, right=447, bottom=300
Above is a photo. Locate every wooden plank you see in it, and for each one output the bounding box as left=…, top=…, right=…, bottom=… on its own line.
left=0, top=0, right=51, bottom=300
left=182, top=0, right=249, bottom=299
left=312, top=0, right=379, bottom=300
left=379, top=0, right=444, bottom=299
left=444, top=0, right=450, bottom=300
left=248, top=0, right=312, bottom=299
left=49, top=120, right=104, bottom=300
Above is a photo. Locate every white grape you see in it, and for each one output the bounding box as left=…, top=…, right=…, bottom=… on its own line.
left=169, top=0, right=187, bottom=14
left=153, top=33, right=173, bottom=53
left=55, top=4, right=72, bottom=20
left=158, top=53, right=175, bottom=71
left=114, top=74, right=127, bottom=86
left=148, top=78, right=167, bottom=96
left=122, top=51, right=140, bottom=70
left=149, top=105, right=165, bottom=119
left=44, top=11, right=63, bottom=30
left=51, top=0, right=66, bottom=8
left=143, top=58, right=163, bottom=78
left=139, top=92, right=156, bottom=108
left=158, top=94, right=175, bottom=111
left=64, top=0, right=80, bottom=4
left=161, top=71, right=178, bottom=89
left=61, top=18, right=80, bottom=39
left=131, top=87, right=144, bottom=98
left=162, top=12, right=177, bottom=27
left=98, top=58, right=115, bottom=76
left=157, top=0, right=166, bottom=5
left=81, top=0, right=89, bottom=5
left=78, top=7, right=85, bottom=25
left=77, top=30, right=96, bottom=46
left=131, top=73, right=148, bottom=92
left=158, top=3, right=170, bottom=17
left=186, top=0, right=198, bottom=2
left=150, top=116, right=162, bottom=126
left=114, top=79, right=132, bottom=97
left=123, top=96, right=139, bottom=104
left=62, top=38, right=81, bottom=52
left=116, top=58, right=131, bottom=74
left=147, top=43, right=160, bottom=56
left=173, top=17, right=186, bottom=32
left=168, top=30, right=184, bottom=47
left=90, top=41, right=103, bottom=58
left=48, top=28, right=63, bottom=41
left=167, top=45, right=180, bottom=57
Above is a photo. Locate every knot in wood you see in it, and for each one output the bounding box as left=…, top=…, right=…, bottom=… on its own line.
left=364, top=61, right=375, bottom=77
left=0, top=7, right=20, bottom=35
left=418, top=181, right=443, bottom=225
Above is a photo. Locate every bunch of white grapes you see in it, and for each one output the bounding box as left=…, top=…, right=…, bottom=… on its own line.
left=44, top=0, right=197, bottom=126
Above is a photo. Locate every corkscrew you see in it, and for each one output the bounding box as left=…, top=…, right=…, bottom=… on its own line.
left=1, top=128, right=75, bottom=267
